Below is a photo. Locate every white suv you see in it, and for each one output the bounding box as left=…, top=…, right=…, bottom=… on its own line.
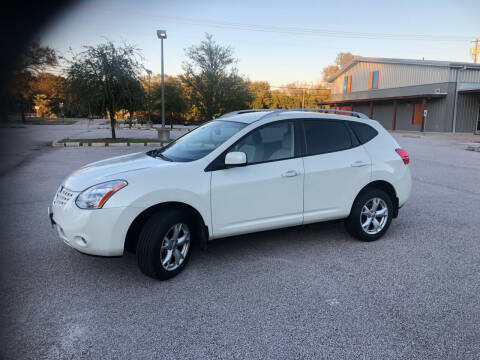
left=49, top=109, right=411, bottom=280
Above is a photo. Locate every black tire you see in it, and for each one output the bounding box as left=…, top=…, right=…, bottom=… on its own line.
left=344, top=188, right=393, bottom=242
left=137, top=210, right=193, bottom=280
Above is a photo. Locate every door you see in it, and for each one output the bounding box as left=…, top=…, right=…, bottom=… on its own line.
left=211, top=120, right=304, bottom=238
left=302, top=119, right=372, bottom=223
left=412, top=103, right=423, bottom=126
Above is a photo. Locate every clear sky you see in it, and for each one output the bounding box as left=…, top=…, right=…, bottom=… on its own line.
left=40, top=0, right=480, bottom=85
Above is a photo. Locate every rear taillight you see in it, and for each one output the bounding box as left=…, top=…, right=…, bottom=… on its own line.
left=395, top=148, right=410, bottom=165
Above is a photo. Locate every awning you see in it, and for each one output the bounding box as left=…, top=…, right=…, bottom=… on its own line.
left=318, top=92, right=447, bottom=105
left=458, top=88, right=480, bottom=94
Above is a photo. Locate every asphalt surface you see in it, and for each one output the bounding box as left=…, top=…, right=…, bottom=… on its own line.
left=0, top=127, right=479, bottom=359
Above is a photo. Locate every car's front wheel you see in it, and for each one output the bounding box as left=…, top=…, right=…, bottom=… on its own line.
left=137, top=210, right=193, bottom=280
left=345, top=188, right=393, bottom=241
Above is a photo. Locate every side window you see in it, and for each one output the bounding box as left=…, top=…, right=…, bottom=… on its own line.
left=231, top=121, right=295, bottom=164
left=349, top=122, right=378, bottom=144
left=303, top=119, right=352, bottom=155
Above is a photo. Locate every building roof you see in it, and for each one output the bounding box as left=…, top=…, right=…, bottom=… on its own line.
left=327, top=56, right=480, bottom=82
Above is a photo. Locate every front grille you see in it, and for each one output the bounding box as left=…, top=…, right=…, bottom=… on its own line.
left=53, top=186, right=74, bottom=207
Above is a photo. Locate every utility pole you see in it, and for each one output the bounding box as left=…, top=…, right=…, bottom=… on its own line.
left=471, top=38, right=479, bottom=64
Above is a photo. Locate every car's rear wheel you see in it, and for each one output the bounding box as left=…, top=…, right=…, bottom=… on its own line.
left=345, top=188, right=393, bottom=241
left=137, top=210, right=193, bottom=280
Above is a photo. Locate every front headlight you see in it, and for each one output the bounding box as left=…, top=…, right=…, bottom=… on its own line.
left=75, top=180, right=128, bottom=209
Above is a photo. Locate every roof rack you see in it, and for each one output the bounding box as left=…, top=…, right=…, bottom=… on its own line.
left=260, top=108, right=369, bottom=120
left=219, top=108, right=369, bottom=120
left=218, top=109, right=273, bottom=118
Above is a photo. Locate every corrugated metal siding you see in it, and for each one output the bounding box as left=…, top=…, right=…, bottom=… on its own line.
left=372, top=103, right=393, bottom=130
left=458, top=69, right=480, bottom=83
left=424, top=97, right=451, bottom=132
left=353, top=96, right=453, bottom=132
left=331, top=61, right=450, bottom=94
left=455, top=94, right=480, bottom=133
left=352, top=104, right=370, bottom=118
left=396, top=103, right=421, bottom=131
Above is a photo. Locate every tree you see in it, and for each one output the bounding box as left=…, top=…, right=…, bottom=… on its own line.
left=5, top=42, right=57, bottom=122
left=66, top=41, right=144, bottom=138
left=181, top=34, right=251, bottom=120
left=152, top=75, right=188, bottom=123
left=335, top=52, right=355, bottom=69
left=249, top=81, right=272, bottom=109
left=123, top=77, right=145, bottom=127
left=33, top=94, right=51, bottom=118
left=322, top=52, right=355, bottom=82
left=322, top=64, right=340, bottom=82
left=30, top=73, right=67, bottom=116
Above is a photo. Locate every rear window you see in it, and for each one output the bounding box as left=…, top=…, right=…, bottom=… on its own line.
left=303, top=119, right=352, bottom=155
left=349, top=122, right=378, bottom=144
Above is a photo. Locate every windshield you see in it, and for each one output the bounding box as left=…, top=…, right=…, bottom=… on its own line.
left=155, top=120, right=247, bottom=162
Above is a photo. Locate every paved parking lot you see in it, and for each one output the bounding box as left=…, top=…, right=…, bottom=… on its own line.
left=0, top=128, right=479, bottom=359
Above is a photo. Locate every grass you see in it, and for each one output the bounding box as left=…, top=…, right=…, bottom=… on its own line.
left=25, top=119, right=77, bottom=125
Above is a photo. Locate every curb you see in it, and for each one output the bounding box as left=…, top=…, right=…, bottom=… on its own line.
left=466, top=145, right=480, bottom=152
left=52, top=141, right=168, bottom=148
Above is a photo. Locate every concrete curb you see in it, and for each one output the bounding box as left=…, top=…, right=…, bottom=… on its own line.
left=54, top=141, right=168, bottom=148
left=466, top=145, right=480, bottom=152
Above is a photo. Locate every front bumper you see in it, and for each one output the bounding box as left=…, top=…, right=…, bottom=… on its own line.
left=49, top=193, right=138, bottom=256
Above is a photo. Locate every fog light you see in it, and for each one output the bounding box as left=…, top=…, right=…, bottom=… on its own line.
left=74, top=236, right=87, bottom=247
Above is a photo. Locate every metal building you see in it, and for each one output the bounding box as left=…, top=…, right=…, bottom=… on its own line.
left=321, top=57, right=480, bottom=134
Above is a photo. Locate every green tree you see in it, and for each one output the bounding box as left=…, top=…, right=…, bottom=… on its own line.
left=123, top=77, right=145, bottom=127
left=269, top=91, right=301, bottom=109
left=66, top=41, right=144, bottom=138
left=181, top=34, right=251, bottom=120
left=152, top=75, right=188, bottom=123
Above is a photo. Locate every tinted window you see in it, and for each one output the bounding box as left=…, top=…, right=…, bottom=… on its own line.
left=349, top=122, right=378, bottom=144
left=303, top=119, right=352, bottom=155
left=159, top=120, right=246, bottom=162
left=231, top=121, right=295, bottom=164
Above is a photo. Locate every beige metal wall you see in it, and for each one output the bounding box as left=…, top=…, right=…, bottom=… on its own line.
left=331, top=62, right=450, bottom=94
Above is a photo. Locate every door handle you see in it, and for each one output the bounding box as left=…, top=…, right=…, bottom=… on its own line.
left=351, top=161, right=369, bottom=167
left=282, top=170, right=299, bottom=177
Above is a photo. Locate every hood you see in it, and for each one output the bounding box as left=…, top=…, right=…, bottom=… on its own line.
left=63, top=151, right=169, bottom=191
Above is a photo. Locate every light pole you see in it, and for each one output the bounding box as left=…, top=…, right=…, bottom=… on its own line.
left=146, top=69, right=152, bottom=125
left=156, top=29, right=169, bottom=141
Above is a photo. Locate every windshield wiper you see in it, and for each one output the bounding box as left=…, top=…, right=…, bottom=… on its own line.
left=147, top=149, right=172, bottom=161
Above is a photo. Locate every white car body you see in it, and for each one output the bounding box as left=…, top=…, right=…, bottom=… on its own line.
left=50, top=110, right=411, bottom=257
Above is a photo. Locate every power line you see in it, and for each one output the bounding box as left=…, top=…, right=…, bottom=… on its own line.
left=84, top=6, right=474, bottom=42
left=270, top=85, right=329, bottom=91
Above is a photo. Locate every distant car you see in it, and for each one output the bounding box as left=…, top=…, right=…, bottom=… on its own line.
left=183, top=120, right=190, bottom=126
left=49, top=109, right=411, bottom=280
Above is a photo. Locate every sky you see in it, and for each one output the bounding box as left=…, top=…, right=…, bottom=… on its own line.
left=40, top=0, right=480, bottom=85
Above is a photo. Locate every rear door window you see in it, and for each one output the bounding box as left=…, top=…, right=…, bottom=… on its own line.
left=303, top=119, right=353, bottom=155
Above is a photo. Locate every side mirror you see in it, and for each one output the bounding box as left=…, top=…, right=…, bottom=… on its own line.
left=225, top=151, right=247, bottom=168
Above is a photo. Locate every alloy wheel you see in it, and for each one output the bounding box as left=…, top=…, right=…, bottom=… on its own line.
left=160, top=223, right=190, bottom=271
left=360, top=197, right=389, bottom=235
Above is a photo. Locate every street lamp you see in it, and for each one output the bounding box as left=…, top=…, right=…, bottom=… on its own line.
left=146, top=69, right=152, bottom=125
left=156, top=29, right=168, bottom=141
